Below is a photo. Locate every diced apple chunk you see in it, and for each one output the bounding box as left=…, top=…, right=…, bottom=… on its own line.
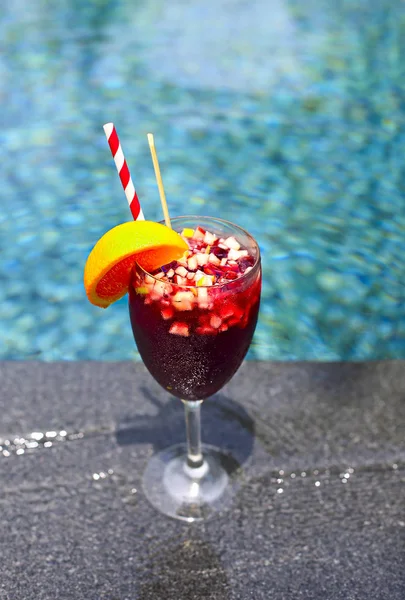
left=197, top=287, right=209, bottom=309
left=187, top=255, right=198, bottom=271
left=196, top=253, right=209, bottom=266
left=204, top=231, right=217, bottom=245
left=197, top=275, right=214, bottom=287
left=210, top=314, right=222, bottom=329
left=208, top=253, right=221, bottom=265
left=228, top=248, right=248, bottom=261
left=154, top=271, right=166, bottom=279
left=169, top=322, right=190, bottom=336
left=224, top=236, right=241, bottom=250
left=193, top=226, right=206, bottom=240
left=151, top=281, right=172, bottom=300
left=161, top=306, right=175, bottom=320
left=172, top=291, right=195, bottom=311
left=175, top=266, right=188, bottom=277
left=174, top=275, right=188, bottom=286
left=195, top=269, right=206, bottom=280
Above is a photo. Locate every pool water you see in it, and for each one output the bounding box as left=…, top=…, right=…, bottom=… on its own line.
left=0, top=0, right=404, bottom=360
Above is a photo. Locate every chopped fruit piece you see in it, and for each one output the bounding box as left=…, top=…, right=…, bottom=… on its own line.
left=196, top=253, right=209, bottom=266
left=193, top=226, right=206, bottom=240
left=219, top=323, right=229, bottom=332
left=135, top=286, right=148, bottom=295
left=151, top=281, right=168, bottom=299
left=208, top=253, right=221, bottom=265
left=210, top=315, right=222, bottom=329
left=224, top=236, right=241, bottom=250
left=175, top=266, right=188, bottom=277
left=228, top=248, right=248, bottom=261
left=169, top=322, right=190, bottom=336
left=220, top=258, right=227, bottom=266
left=172, top=291, right=195, bottom=311
left=196, top=325, right=217, bottom=335
left=205, top=245, right=211, bottom=254
left=161, top=306, right=175, bottom=320
left=197, top=287, right=209, bottom=308
left=187, top=271, right=195, bottom=280
left=244, top=266, right=253, bottom=274
left=197, top=275, right=214, bottom=287
left=181, top=228, right=194, bottom=238
left=225, top=271, right=238, bottom=280
left=211, top=246, right=228, bottom=259
left=174, top=275, right=188, bottom=286
left=187, top=255, right=198, bottom=271
left=203, top=264, right=216, bottom=276
left=239, top=257, right=254, bottom=272
left=167, top=268, right=175, bottom=278
left=204, top=231, right=217, bottom=245
left=195, top=269, right=206, bottom=280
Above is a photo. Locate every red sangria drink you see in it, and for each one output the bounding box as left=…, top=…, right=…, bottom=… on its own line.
left=129, top=216, right=261, bottom=521
left=129, top=219, right=261, bottom=400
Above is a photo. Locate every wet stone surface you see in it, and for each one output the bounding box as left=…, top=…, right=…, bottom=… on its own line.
left=0, top=361, right=404, bottom=599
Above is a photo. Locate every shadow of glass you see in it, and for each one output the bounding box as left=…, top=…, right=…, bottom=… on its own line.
left=136, top=538, right=231, bottom=599
left=116, top=386, right=255, bottom=468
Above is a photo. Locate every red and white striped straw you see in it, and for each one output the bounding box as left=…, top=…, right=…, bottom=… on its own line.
left=103, top=123, right=145, bottom=221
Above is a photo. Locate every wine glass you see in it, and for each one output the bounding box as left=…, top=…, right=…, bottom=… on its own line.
left=129, top=216, right=261, bottom=520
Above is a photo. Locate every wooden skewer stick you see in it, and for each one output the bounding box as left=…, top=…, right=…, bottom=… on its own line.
left=147, top=133, right=171, bottom=229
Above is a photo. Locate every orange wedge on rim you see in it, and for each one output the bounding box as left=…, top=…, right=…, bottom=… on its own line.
left=84, top=221, right=188, bottom=308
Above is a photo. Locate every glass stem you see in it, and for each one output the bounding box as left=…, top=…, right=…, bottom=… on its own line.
left=182, top=400, right=204, bottom=468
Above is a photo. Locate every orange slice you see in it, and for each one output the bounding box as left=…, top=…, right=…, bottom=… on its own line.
left=84, top=221, right=188, bottom=308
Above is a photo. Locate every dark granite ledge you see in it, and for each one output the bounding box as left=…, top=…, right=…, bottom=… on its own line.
left=0, top=361, right=404, bottom=599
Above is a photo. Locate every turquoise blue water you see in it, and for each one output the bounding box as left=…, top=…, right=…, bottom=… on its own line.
left=0, top=0, right=404, bottom=360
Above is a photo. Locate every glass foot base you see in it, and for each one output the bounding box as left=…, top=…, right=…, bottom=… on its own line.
left=142, top=444, right=240, bottom=522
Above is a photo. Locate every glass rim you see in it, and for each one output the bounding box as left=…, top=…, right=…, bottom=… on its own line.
left=135, top=215, right=261, bottom=289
